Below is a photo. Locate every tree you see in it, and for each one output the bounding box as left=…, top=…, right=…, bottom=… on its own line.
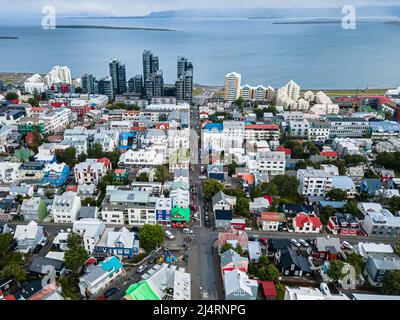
left=28, top=130, right=43, bottom=154
left=139, top=224, right=164, bottom=251
left=202, top=179, right=225, bottom=200
left=343, top=200, right=359, bottom=216
left=0, top=234, right=27, bottom=281
left=234, top=97, right=244, bottom=109
left=87, top=142, right=104, bottom=159
left=381, top=270, right=400, bottom=295
left=64, top=233, right=88, bottom=275
left=5, top=92, right=18, bottom=101
left=394, top=236, right=400, bottom=256
left=107, top=148, right=121, bottom=169
left=388, top=197, right=400, bottom=215
left=63, top=147, right=77, bottom=167
left=235, top=197, right=249, bottom=217
left=220, top=243, right=233, bottom=254
left=346, top=253, right=365, bottom=276
left=328, top=260, right=346, bottom=282
left=137, top=172, right=149, bottom=182
left=228, top=160, right=239, bottom=176
left=155, top=165, right=169, bottom=183
left=27, top=97, right=40, bottom=107
left=344, top=154, right=368, bottom=166
left=326, top=188, right=347, bottom=201
left=320, top=205, right=335, bottom=224
left=269, top=175, right=299, bottom=199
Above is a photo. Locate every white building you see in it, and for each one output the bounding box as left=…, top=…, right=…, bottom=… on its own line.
left=44, top=66, right=72, bottom=86
left=74, top=159, right=108, bottom=185
left=24, top=74, right=48, bottom=94
left=13, top=221, right=46, bottom=253
left=224, top=72, right=242, bottom=102
left=297, top=168, right=332, bottom=197
left=72, top=218, right=106, bottom=253
left=223, top=121, right=245, bottom=150
left=288, top=119, right=309, bottom=137
left=307, top=119, right=331, bottom=142
left=118, top=148, right=166, bottom=167
left=52, top=191, right=81, bottom=223
left=0, top=162, right=21, bottom=183
left=248, top=151, right=286, bottom=176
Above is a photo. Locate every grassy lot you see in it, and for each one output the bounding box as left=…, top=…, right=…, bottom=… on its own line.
left=192, top=87, right=203, bottom=96
left=213, top=90, right=225, bottom=97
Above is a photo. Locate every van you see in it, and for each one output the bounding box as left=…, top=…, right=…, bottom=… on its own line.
left=183, top=228, right=193, bottom=235
left=165, top=230, right=175, bottom=240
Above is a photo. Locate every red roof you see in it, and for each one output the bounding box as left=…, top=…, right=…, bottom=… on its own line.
left=66, top=185, right=78, bottom=192
left=258, top=280, right=277, bottom=298
left=276, top=146, right=292, bottom=155
left=263, top=195, right=273, bottom=204
left=260, top=212, right=286, bottom=222
left=294, top=213, right=322, bottom=229
left=245, top=124, right=279, bottom=130
left=242, top=174, right=255, bottom=185
left=364, top=96, right=393, bottom=105
left=320, top=151, right=338, bottom=157
left=97, top=157, right=111, bottom=167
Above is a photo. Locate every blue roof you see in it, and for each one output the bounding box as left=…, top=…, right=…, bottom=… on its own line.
left=331, top=176, right=355, bottom=190
left=319, top=201, right=347, bottom=209
left=204, top=122, right=223, bottom=132
left=99, top=256, right=122, bottom=272
left=370, top=120, right=400, bottom=133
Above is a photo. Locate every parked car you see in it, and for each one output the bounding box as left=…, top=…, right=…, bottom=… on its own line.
left=137, top=264, right=147, bottom=274
left=96, top=295, right=107, bottom=301
left=204, top=215, right=209, bottom=222
left=291, top=239, right=301, bottom=247
left=260, top=237, right=268, bottom=246
left=341, top=241, right=353, bottom=250
left=204, top=211, right=209, bottom=217
left=183, top=228, right=194, bottom=235
left=165, top=230, right=175, bottom=240
left=298, top=239, right=309, bottom=247
left=204, top=205, right=209, bottom=211
left=193, top=213, right=199, bottom=221
left=104, top=287, right=119, bottom=298
left=199, top=176, right=207, bottom=180
left=205, top=220, right=211, bottom=228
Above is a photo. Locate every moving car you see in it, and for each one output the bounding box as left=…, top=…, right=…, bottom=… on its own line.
left=136, top=264, right=147, bottom=274
left=183, top=228, right=194, bottom=235
left=341, top=240, right=353, bottom=250
left=291, top=239, right=301, bottom=247
left=299, top=239, right=309, bottom=247
left=165, top=230, right=175, bottom=240
left=104, top=287, right=119, bottom=298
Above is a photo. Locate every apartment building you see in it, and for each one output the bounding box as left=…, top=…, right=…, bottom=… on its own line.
left=52, top=191, right=81, bottom=223
left=307, top=119, right=331, bottom=143
left=72, top=218, right=106, bottom=253
left=244, top=124, right=280, bottom=141
left=74, top=159, right=109, bottom=185
left=248, top=151, right=286, bottom=176
left=326, top=116, right=371, bottom=138
left=224, top=72, right=241, bottom=102
left=297, top=168, right=332, bottom=197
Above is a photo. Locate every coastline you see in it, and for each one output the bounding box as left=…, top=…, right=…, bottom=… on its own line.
left=56, top=25, right=176, bottom=32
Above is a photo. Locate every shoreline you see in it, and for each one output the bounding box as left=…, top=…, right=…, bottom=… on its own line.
left=56, top=25, right=176, bottom=32
left=0, top=72, right=392, bottom=95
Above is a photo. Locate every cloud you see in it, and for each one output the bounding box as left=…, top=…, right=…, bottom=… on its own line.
left=1, top=0, right=399, bottom=17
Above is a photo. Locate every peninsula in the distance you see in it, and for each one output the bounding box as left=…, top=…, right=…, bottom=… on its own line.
left=56, top=25, right=176, bottom=32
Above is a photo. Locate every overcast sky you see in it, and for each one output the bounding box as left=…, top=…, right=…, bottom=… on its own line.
left=1, top=0, right=400, bottom=17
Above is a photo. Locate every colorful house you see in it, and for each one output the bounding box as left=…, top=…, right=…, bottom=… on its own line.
left=293, top=213, right=322, bottom=233
left=171, top=206, right=190, bottom=227
left=220, top=249, right=249, bottom=276
left=113, top=168, right=129, bottom=181
left=41, top=162, right=70, bottom=187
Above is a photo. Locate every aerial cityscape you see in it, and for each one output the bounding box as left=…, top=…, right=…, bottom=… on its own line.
left=1, top=0, right=400, bottom=308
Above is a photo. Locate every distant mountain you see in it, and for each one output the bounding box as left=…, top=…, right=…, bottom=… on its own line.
left=140, top=6, right=400, bottom=19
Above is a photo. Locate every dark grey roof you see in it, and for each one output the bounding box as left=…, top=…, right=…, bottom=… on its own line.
left=280, top=247, right=312, bottom=273
left=29, top=256, right=64, bottom=274
left=79, top=206, right=97, bottom=219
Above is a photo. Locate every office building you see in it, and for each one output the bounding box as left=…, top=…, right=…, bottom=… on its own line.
left=109, top=59, right=127, bottom=95
left=81, top=74, right=95, bottom=94
left=224, top=72, right=241, bottom=102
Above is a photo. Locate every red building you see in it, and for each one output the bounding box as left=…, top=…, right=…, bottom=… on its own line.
left=231, top=219, right=246, bottom=231
left=327, top=213, right=359, bottom=236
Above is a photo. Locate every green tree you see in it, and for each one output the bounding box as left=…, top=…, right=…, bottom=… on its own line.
left=326, top=188, right=347, bottom=201
left=269, top=175, right=299, bottom=199
left=5, top=92, right=18, bottom=101
left=320, top=205, right=336, bottom=224
left=87, top=142, right=104, bottom=159
left=137, top=172, right=149, bottom=182
left=202, top=179, right=225, bottom=200
left=220, top=243, right=234, bottom=254
left=235, top=197, right=249, bottom=217
left=394, top=235, right=400, bottom=256
left=343, top=200, right=359, bottom=216
left=388, top=196, right=400, bottom=214
left=63, top=147, right=77, bottom=167
left=234, top=97, right=244, bottom=109
left=228, top=160, right=239, bottom=176
left=27, top=97, right=40, bottom=107
left=64, top=233, right=88, bottom=275
left=106, top=148, right=121, bottom=169
left=347, top=253, right=365, bottom=276
left=139, top=224, right=164, bottom=251
left=381, top=270, right=400, bottom=295
left=0, top=234, right=27, bottom=281
left=328, top=260, right=346, bottom=282
left=155, top=165, right=169, bottom=183
left=344, top=154, right=368, bottom=166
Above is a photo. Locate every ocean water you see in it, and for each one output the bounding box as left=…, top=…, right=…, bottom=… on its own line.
left=0, top=17, right=399, bottom=89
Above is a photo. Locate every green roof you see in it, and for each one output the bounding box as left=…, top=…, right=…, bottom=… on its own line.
left=124, top=281, right=160, bottom=300
left=171, top=206, right=190, bottom=221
